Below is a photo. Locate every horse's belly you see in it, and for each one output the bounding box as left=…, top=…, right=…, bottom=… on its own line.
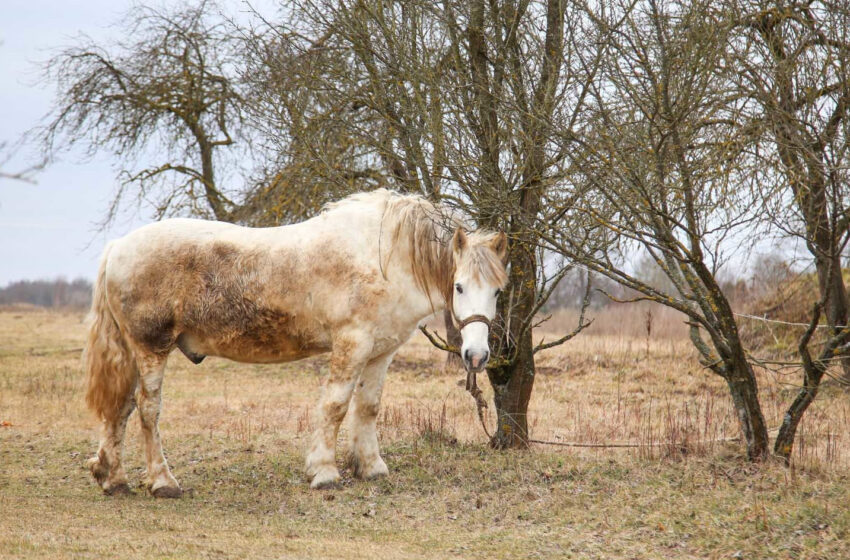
left=179, top=332, right=329, bottom=364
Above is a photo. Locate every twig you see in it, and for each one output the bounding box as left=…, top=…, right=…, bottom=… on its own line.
left=533, top=271, right=595, bottom=354
left=595, top=288, right=658, bottom=305
left=533, top=318, right=594, bottom=354
left=418, top=324, right=458, bottom=355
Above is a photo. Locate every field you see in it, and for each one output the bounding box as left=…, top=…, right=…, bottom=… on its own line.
left=1, top=306, right=849, bottom=559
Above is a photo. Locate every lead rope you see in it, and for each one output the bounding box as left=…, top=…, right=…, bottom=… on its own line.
left=465, top=369, right=492, bottom=439
left=452, top=312, right=494, bottom=439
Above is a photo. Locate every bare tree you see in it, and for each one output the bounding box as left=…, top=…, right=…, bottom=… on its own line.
left=36, top=1, right=244, bottom=222
left=726, top=0, right=850, bottom=459
left=545, top=0, right=772, bottom=459
left=259, top=0, right=597, bottom=448
left=234, top=18, right=385, bottom=225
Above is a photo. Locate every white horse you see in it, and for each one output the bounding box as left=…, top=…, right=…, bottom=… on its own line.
left=85, top=189, right=508, bottom=496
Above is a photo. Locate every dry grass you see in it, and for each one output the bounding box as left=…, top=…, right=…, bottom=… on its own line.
left=1, top=308, right=849, bottom=559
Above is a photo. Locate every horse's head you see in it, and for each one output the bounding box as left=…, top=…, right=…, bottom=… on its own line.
left=449, top=228, right=509, bottom=372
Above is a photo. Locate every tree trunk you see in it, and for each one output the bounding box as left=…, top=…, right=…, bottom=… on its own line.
left=443, top=309, right=465, bottom=373
left=487, top=329, right=534, bottom=449
left=814, top=257, right=850, bottom=383
left=692, top=263, right=770, bottom=461
left=485, top=230, right=538, bottom=449
left=758, top=19, right=850, bottom=384
left=199, top=140, right=229, bottom=221
left=774, top=376, right=822, bottom=462
left=723, top=355, right=770, bottom=461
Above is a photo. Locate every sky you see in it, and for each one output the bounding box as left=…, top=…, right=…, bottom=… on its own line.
left=0, top=0, right=277, bottom=286
left=0, top=0, right=150, bottom=285
left=0, top=1, right=800, bottom=288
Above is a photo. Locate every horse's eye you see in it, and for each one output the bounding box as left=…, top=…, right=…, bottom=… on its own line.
left=495, top=289, right=501, bottom=297
left=455, top=283, right=463, bottom=294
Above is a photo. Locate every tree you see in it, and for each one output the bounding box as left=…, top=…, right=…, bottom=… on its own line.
left=36, top=1, right=244, bottom=222
left=545, top=0, right=771, bottom=459
left=1, top=40, right=42, bottom=184
left=266, top=0, right=597, bottom=448
left=726, top=0, right=850, bottom=459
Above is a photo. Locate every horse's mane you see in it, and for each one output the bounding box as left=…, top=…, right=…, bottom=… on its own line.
left=324, top=189, right=507, bottom=306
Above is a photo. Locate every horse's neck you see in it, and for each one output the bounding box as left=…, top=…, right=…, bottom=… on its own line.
left=392, top=249, right=449, bottom=326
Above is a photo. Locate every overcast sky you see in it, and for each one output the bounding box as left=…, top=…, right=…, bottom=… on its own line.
left=1, top=0, right=149, bottom=285
left=0, top=0, right=280, bottom=286
left=0, top=1, right=802, bottom=288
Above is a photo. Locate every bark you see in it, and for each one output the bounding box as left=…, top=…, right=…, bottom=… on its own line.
left=486, top=239, right=537, bottom=448
left=773, top=327, right=825, bottom=461
left=724, top=354, right=770, bottom=460
left=486, top=210, right=540, bottom=449
left=774, top=303, right=850, bottom=461
left=696, top=265, right=771, bottom=460
left=813, top=253, right=850, bottom=382
left=774, top=376, right=823, bottom=461
left=487, top=328, right=535, bottom=449
left=199, top=139, right=230, bottom=222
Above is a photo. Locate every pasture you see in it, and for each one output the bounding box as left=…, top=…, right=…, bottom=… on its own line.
left=1, top=307, right=849, bottom=559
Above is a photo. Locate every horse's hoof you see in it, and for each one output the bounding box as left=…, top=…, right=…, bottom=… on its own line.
left=311, top=478, right=341, bottom=490
left=309, top=466, right=341, bottom=489
left=152, top=485, right=183, bottom=499
left=355, top=458, right=389, bottom=480
left=104, top=483, right=133, bottom=497
left=88, top=455, right=108, bottom=485
left=362, top=466, right=389, bottom=481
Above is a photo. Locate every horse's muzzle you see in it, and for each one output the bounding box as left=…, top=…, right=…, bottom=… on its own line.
left=464, top=348, right=490, bottom=372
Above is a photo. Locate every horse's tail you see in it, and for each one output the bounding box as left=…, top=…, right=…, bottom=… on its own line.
left=85, top=243, right=138, bottom=422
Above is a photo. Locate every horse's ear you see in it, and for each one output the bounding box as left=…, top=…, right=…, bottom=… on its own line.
left=452, top=227, right=468, bottom=255
left=491, top=232, right=508, bottom=263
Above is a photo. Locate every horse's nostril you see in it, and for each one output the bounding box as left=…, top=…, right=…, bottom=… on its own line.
left=464, top=349, right=471, bottom=363
left=482, top=351, right=490, bottom=364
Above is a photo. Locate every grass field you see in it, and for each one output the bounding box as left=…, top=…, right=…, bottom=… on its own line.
left=1, top=306, right=849, bottom=559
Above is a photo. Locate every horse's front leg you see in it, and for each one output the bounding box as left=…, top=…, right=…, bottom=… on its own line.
left=306, top=331, right=373, bottom=489
left=350, top=350, right=395, bottom=480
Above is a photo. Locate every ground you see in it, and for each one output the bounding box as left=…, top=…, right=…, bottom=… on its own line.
left=1, top=307, right=849, bottom=559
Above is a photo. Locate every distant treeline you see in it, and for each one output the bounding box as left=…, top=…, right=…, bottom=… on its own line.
left=0, top=278, right=92, bottom=308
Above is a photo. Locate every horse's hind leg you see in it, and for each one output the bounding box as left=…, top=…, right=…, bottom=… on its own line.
left=306, top=331, right=374, bottom=489
left=135, top=353, right=182, bottom=498
left=350, top=350, right=395, bottom=480
left=88, top=388, right=137, bottom=496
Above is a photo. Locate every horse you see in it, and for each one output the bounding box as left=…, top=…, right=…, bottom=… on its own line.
left=84, top=189, right=508, bottom=496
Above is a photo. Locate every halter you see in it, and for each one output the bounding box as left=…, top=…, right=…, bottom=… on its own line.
left=451, top=310, right=492, bottom=383
left=452, top=311, right=492, bottom=331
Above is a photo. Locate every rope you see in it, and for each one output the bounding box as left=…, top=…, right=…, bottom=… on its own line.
left=468, top=387, right=764, bottom=449
left=733, top=312, right=832, bottom=329
left=528, top=435, right=743, bottom=448
left=528, top=426, right=783, bottom=448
